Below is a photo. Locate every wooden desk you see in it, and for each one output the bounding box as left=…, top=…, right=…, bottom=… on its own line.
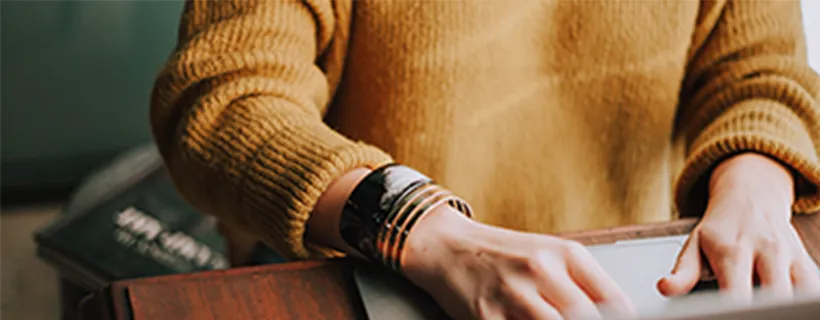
left=79, top=215, right=820, bottom=320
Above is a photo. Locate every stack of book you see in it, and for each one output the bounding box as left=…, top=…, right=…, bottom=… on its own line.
left=33, top=144, right=248, bottom=319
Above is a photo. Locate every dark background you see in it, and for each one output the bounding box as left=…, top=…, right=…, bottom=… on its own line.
left=1, top=0, right=185, bottom=204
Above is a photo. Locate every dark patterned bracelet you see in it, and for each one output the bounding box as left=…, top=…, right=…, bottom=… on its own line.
left=339, top=164, right=432, bottom=262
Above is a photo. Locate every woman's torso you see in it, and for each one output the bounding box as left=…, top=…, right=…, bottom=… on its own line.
left=325, top=0, right=702, bottom=233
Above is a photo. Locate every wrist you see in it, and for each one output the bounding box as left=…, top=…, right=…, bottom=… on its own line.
left=708, top=153, right=795, bottom=222
left=710, top=153, right=794, bottom=202
left=329, top=163, right=474, bottom=272
left=402, top=204, right=481, bottom=281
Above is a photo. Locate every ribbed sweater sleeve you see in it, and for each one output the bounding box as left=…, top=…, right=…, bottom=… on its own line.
left=675, top=0, right=820, bottom=217
left=149, top=0, right=392, bottom=259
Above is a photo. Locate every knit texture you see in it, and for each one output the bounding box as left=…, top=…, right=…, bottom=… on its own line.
left=151, top=0, right=820, bottom=260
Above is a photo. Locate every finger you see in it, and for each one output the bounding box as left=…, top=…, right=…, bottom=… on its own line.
left=791, top=258, right=820, bottom=295
left=704, top=243, right=754, bottom=299
left=755, top=251, right=792, bottom=298
left=504, top=290, right=564, bottom=320
left=535, top=266, right=601, bottom=319
left=476, top=298, right=506, bottom=320
left=658, top=232, right=703, bottom=297
left=566, top=249, right=635, bottom=315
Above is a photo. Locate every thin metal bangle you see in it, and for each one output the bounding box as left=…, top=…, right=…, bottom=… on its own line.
left=375, top=181, right=432, bottom=263
left=382, top=186, right=450, bottom=267
left=392, top=194, right=472, bottom=272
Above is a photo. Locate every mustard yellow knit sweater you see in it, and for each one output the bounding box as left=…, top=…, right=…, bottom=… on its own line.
left=151, top=0, right=820, bottom=260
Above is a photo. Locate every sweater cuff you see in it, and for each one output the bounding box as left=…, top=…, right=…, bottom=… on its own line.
left=234, top=114, right=393, bottom=260
left=675, top=99, right=820, bottom=217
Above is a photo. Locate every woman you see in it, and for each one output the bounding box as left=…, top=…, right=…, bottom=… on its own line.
left=151, top=0, right=820, bottom=319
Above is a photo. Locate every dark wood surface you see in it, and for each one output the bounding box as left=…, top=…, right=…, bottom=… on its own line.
left=80, top=214, right=820, bottom=320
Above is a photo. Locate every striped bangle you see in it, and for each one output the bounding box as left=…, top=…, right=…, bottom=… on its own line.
left=339, top=164, right=471, bottom=271
left=378, top=183, right=472, bottom=272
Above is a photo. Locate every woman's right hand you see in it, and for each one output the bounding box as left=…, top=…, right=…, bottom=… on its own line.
left=401, top=205, right=635, bottom=320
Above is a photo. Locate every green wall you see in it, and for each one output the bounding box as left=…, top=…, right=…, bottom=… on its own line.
left=1, top=1, right=184, bottom=200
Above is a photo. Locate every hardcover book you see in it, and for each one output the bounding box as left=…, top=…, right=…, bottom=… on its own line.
left=34, top=144, right=229, bottom=292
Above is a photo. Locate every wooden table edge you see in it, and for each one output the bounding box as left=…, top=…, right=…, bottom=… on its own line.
left=81, top=215, right=820, bottom=320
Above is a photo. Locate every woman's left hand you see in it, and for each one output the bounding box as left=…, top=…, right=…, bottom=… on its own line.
left=658, top=153, right=820, bottom=299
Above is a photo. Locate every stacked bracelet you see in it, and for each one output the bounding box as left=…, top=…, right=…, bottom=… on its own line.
left=340, top=164, right=472, bottom=273
left=378, top=182, right=471, bottom=271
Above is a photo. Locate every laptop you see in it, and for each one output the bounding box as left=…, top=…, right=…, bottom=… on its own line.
left=354, top=235, right=820, bottom=319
